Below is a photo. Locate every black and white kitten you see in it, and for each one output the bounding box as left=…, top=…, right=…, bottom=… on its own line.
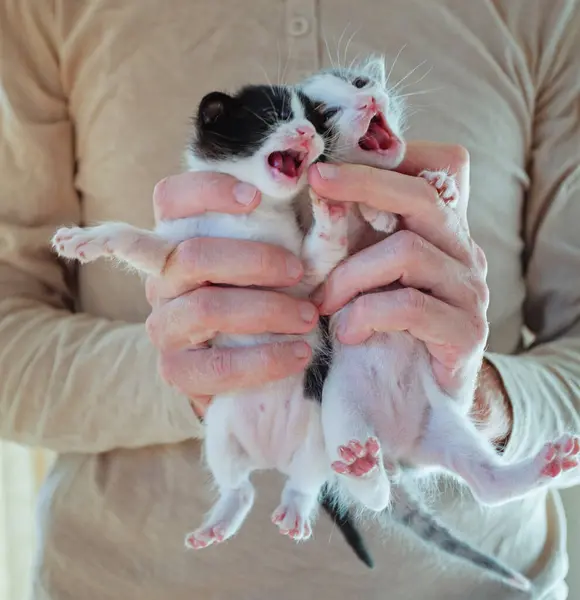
left=51, top=84, right=356, bottom=552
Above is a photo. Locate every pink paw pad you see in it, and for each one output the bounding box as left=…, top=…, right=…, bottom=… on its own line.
left=271, top=509, right=286, bottom=525
left=272, top=506, right=311, bottom=540
left=540, top=435, right=580, bottom=478
left=185, top=533, right=210, bottom=549
left=332, top=437, right=381, bottom=477
left=185, top=525, right=225, bottom=550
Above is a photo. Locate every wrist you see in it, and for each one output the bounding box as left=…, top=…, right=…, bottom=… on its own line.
left=471, top=357, right=513, bottom=452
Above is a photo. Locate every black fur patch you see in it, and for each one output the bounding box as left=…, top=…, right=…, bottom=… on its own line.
left=192, top=85, right=331, bottom=162
left=303, top=316, right=332, bottom=403
left=319, top=485, right=374, bottom=569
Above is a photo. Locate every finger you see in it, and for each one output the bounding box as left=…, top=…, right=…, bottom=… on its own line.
left=153, top=171, right=261, bottom=222
left=394, top=142, right=470, bottom=219
left=159, top=341, right=313, bottom=396
left=147, top=288, right=318, bottom=351
left=308, top=162, right=473, bottom=265
left=150, top=237, right=304, bottom=301
left=319, top=230, right=488, bottom=315
left=335, top=288, right=487, bottom=353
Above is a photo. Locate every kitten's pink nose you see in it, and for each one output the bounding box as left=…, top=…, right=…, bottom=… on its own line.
left=296, top=126, right=315, bottom=138
left=358, top=96, right=377, bottom=112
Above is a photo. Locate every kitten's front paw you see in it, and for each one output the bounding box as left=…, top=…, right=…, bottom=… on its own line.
left=419, top=170, right=459, bottom=205
left=52, top=227, right=112, bottom=262
left=309, top=190, right=349, bottom=246
left=538, top=434, right=580, bottom=479
left=358, top=204, right=398, bottom=234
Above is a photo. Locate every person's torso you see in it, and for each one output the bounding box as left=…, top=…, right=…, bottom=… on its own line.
left=36, top=1, right=569, bottom=598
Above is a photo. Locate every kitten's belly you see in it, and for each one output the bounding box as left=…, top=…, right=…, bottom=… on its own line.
left=219, top=377, right=321, bottom=471
left=333, top=331, right=433, bottom=457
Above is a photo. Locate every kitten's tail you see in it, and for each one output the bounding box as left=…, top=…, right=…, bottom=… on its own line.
left=319, top=487, right=374, bottom=569
left=389, top=485, right=531, bottom=592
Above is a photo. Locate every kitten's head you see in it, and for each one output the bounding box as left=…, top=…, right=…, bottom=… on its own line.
left=300, top=55, right=406, bottom=169
left=188, top=84, right=329, bottom=200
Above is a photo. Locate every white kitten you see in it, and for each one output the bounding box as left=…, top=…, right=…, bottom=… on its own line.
left=300, top=56, right=579, bottom=591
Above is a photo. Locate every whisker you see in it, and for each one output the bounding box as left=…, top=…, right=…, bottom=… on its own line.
left=396, top=67, right=433, bottom=95
left=335, top=24, right=349, bottom=70
left=342, top=25, right=360, bottom=68
left=322, top=28, right=336, bottom=70
left=398, top=86, right=443, bottom=99
left=386, top=44, right=407, bottom=86
left=391, top=60, right=429, bottom=91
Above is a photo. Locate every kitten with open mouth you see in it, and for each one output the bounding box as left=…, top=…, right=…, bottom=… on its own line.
left=51, top=83, right=363, bottom=555
left=299, top=56, right=578, bottom=591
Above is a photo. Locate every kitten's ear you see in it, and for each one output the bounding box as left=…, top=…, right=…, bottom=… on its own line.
left=198, top=92, right=233, bottom=126
left=362, top=55, right=387, bottom=85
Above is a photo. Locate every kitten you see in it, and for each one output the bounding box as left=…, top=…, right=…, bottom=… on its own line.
left=51, top=84, right=356, bottom=553
left=299, top=57, right=578, bottom=590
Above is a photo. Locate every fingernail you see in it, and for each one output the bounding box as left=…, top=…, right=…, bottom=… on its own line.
left=292, top=342, right=311, bottom=359
left=286, top=258, right=303, bottom=280
left=299, top=302, right=317, bottom=323
left=316, top=163, right=338, bottom=179
left=233, top=182, right=258, bottom=205
left=310, top=286, right=325, bottom=307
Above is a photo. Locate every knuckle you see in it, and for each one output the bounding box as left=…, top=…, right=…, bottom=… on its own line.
left=145, top=313, right=161, bottom=346
left=472, top=241, right=488, bottom=273
left=393, top=229, right=425, bottom=261
left=152, top=177, right=169, bottom=217
left=189, top=287, right=215, bottom=323
left=256, top=245, right=282, bottom=276
left=207, top=349, right=233, bottom=380
left=447, top=144, right=470, bottom=168
left=471, top=275, right=490, bottom=307
left=350, top=294, right=371, bottom=323
left=176, top=238, right=206, bottom=273
left=470, top=315, right=489, bottom=347
left=400, top=288, right=428, bottom=318
left=158, top=353, right=176, bottom=385
left=145, top=277, right=159, bottom=306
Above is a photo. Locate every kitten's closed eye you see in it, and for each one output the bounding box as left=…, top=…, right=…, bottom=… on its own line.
left=317, top=105, right=341, bottom=121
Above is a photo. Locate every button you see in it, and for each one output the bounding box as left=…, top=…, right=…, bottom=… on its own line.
left=288, top=16, right=309, bottom=37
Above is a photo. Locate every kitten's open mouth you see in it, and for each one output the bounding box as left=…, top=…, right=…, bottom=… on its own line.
left=268, top=149, right=307, bottom=180
left=358, top=112, right=397, bottom=152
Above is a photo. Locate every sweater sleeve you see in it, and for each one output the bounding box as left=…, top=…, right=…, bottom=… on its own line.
left=485, top=0, right=580, bottom=487
left=0, top=1, right=202, bottom=453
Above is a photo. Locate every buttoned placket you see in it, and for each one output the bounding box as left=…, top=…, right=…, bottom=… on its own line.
left=284, top=0, right=320, bottom=82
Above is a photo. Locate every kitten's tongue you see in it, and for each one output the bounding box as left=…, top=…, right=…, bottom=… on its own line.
left=359, top=120, right=393, bottom=151
left=268, top=151, right=298, bottom=178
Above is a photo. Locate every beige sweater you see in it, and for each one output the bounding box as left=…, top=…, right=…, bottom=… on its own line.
left=0, top=1, right=579, bottom=598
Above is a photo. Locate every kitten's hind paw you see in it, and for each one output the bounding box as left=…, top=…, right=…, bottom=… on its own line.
left=185, top=525, right=226, bottom=550
left=332, top=437, right=381, bottom=478
left=271, top=504, right=312, bottom=541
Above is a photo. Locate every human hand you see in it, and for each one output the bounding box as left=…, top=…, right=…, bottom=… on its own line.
left=145, top=172, right=318, bottom=416
left=308, top=142, right=488, bottom=404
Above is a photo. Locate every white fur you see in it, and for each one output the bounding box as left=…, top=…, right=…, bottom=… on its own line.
left=52, top=88, right=350, bottom=548
left=299, top=59, right=579, bottom=515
